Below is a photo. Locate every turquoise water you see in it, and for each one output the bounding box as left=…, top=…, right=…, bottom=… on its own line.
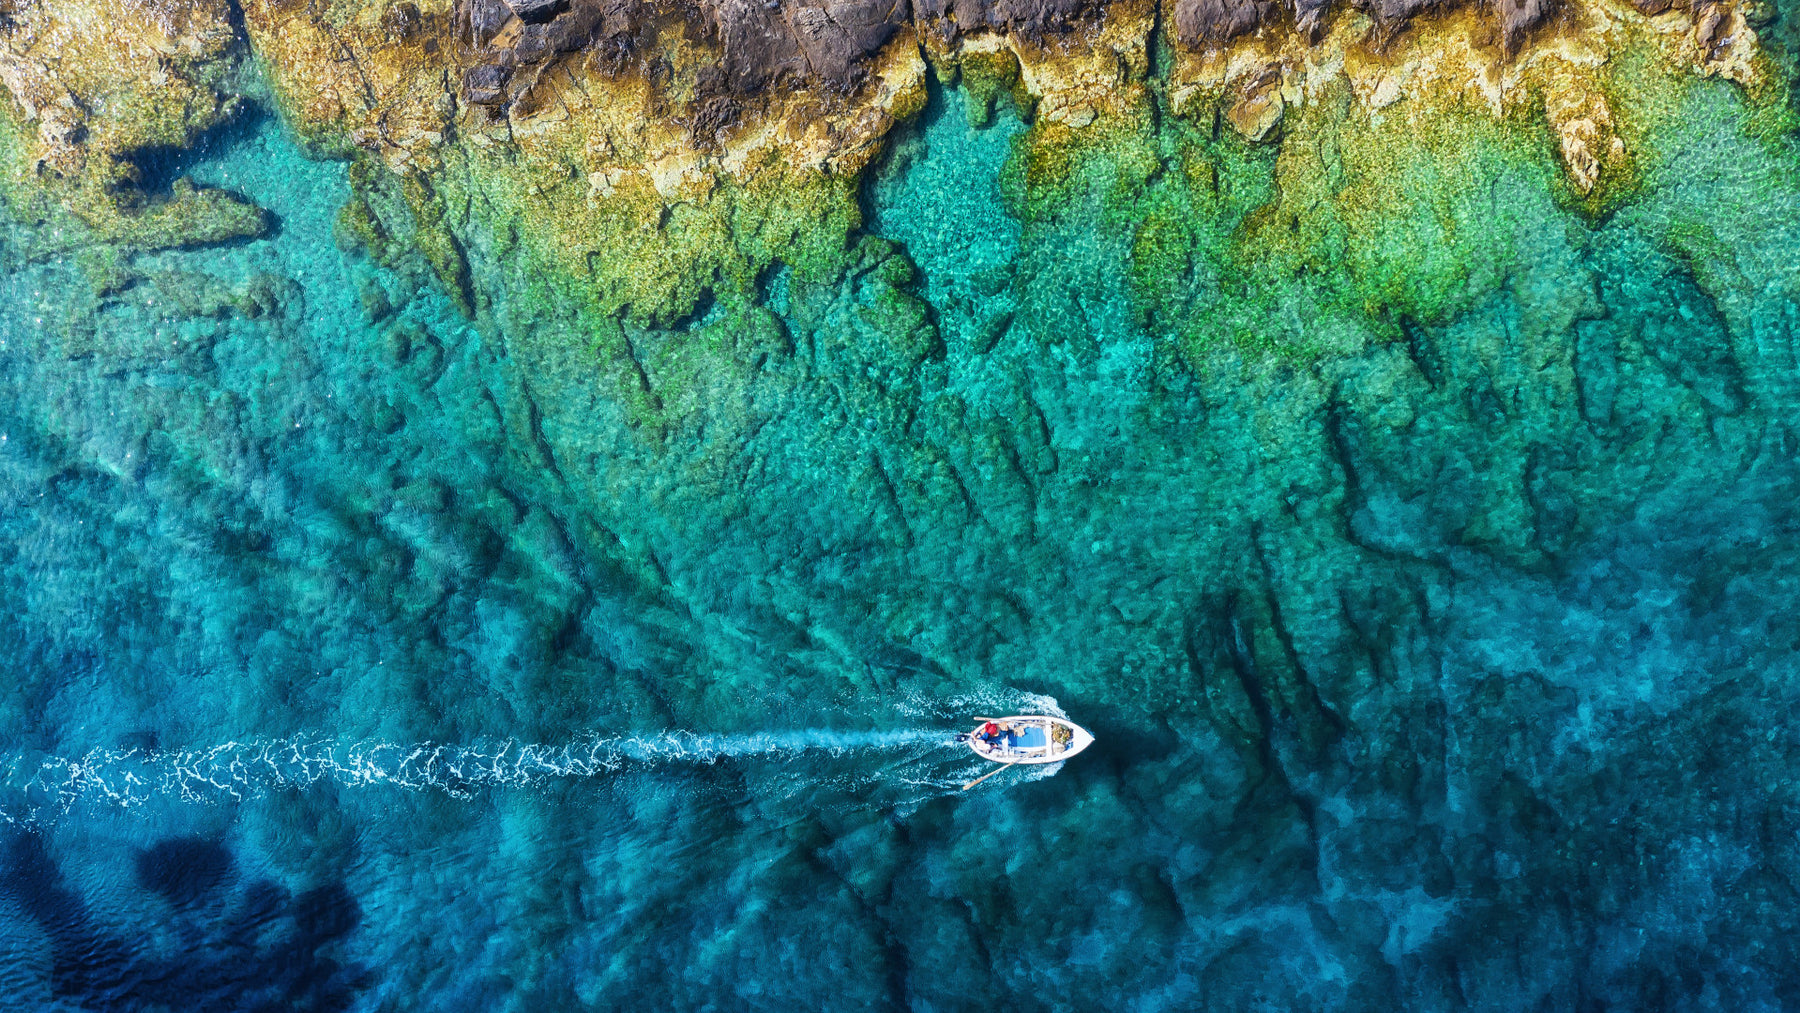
left=3, top=54, right=1800, bottom=1011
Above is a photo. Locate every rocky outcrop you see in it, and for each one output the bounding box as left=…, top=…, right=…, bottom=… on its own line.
left=717, top=0, right=911, bottom=92
left=912, top=0, right=1104, bottom=40
left=1167, top=0, right=1762, bottom=201
left=1493, top=0, right=1554, bottom=52
left=1173, top=0, right=1280, bottom=45
left=0, top=0, right=1767, bottom=297
left=0, top=3, right=1792, bottom=1010
left=0, top=0, right=269, bottom=250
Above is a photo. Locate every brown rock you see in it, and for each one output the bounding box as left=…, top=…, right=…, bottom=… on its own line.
left=542, top=4, right=605, bottom=50
left=688, top=93, right=744, bottom=147
left=788, top=0, right=909, bottom=83
left=719, top=0, right=809, bottom=91
left=913, top=0, right=1096, bottom=40
left=504, top=0, right=569, bottom=23
left=1494, top=0, right=1552, bottom=52
left=1352, top=0, right=1448, bottom=31
left=466, top=0, right=515, bottom=41
left=1694, top=2, right=1724, bottom=51
left=464, top=64, right=511, bottom=105
left=718, top=0, right=908, bottom=93
left=1290, top=0, right=1330, bottom=37
left=1225, top=74, right=1283, bottom=140
left=986, top=0, right=1098, bottom=36
left=1174, top=0, right=1278, bottom=44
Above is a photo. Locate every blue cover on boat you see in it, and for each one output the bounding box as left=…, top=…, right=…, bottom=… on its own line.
left=1016, top=726, right=1047, bottom=748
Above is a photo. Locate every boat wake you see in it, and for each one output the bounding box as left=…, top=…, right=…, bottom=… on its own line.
left=0, top=692, right=1074, bottom=825
left=0, top=725, right=1060, bottom=825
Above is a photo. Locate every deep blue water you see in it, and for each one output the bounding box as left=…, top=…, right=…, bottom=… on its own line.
left=2, top=57, right=1800, bottom=1010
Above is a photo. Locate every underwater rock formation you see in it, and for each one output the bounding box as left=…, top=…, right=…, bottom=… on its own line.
left=0, top=831, right=366, bottom=1009
left=0, top=0, right=1798, bottom=1007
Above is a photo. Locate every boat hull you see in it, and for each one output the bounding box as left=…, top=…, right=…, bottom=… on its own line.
left=967, top=715, right=1094, bottom=764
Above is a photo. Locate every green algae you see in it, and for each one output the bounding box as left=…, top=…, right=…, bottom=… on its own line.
left=935, top=49, right=1033, bottom=128
left=0, top=26, right=271, bottom=258
left=965, top=36, right=1795, bottom=386
left=415, top=144, right=869, bottom=334
left=0, top=106, right=270, bottom=264
left=478, top=168, right=877, bottom=434
left=264, top=13, right=1800, bottom=415
left=198, top=21, right=1800, bottom=660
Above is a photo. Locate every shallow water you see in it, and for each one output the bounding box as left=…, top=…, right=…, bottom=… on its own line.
left=3, top=46, right=1800, bottom=1012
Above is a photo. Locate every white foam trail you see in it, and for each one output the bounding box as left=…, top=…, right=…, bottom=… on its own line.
left=0, top=728, right=957, bottom=818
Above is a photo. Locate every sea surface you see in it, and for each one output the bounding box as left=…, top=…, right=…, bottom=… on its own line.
left=2, top=51, right=1800, bottom=1011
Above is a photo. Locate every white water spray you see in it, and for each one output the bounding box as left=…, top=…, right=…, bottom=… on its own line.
left=0, top=693, right=1073, bottom=823
left=0, top=729, right=1055, bottom=827
left=0, top=728, right=956, bottom=813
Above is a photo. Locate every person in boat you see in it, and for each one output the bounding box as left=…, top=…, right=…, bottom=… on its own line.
left=982, top=721, right=1021, bottom=753
left=976, top=721, right=1004, bottom=750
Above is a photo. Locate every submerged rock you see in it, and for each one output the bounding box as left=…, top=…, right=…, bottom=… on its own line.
left=0, top=0, right=1794, bottom=1010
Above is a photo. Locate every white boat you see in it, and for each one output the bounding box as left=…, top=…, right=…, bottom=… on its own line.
left=965, top=715, right=1094, bottom=764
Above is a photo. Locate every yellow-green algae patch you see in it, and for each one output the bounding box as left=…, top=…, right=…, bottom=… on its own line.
left=235, top=0, right=933, bottom=330
left=230, top=0, right=1771, bottom=370
left=3, top=0, right=1785, bottom=399
left=0, top=0, right=270, bottom=254
left=983, top=0, right=1797, bottom=371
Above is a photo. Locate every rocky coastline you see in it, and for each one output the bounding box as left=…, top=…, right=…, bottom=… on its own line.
left=0, top=0, right=1798, bottom=1007
left=0, top=0, right=1771, bottom=315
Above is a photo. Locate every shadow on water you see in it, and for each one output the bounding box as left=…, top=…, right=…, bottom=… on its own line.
left=119, top=104, right=286, bottom=246
left=126, top=105, right=271, bottom=198
left=0, top=831, right=368, bottom=1011
left=856, top=74, right=943, bottom=238
left=134, top=836, right=234, bottom=909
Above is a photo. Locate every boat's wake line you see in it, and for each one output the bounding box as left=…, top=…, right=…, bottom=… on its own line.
left=0, top=727, right=1046, bottom=823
